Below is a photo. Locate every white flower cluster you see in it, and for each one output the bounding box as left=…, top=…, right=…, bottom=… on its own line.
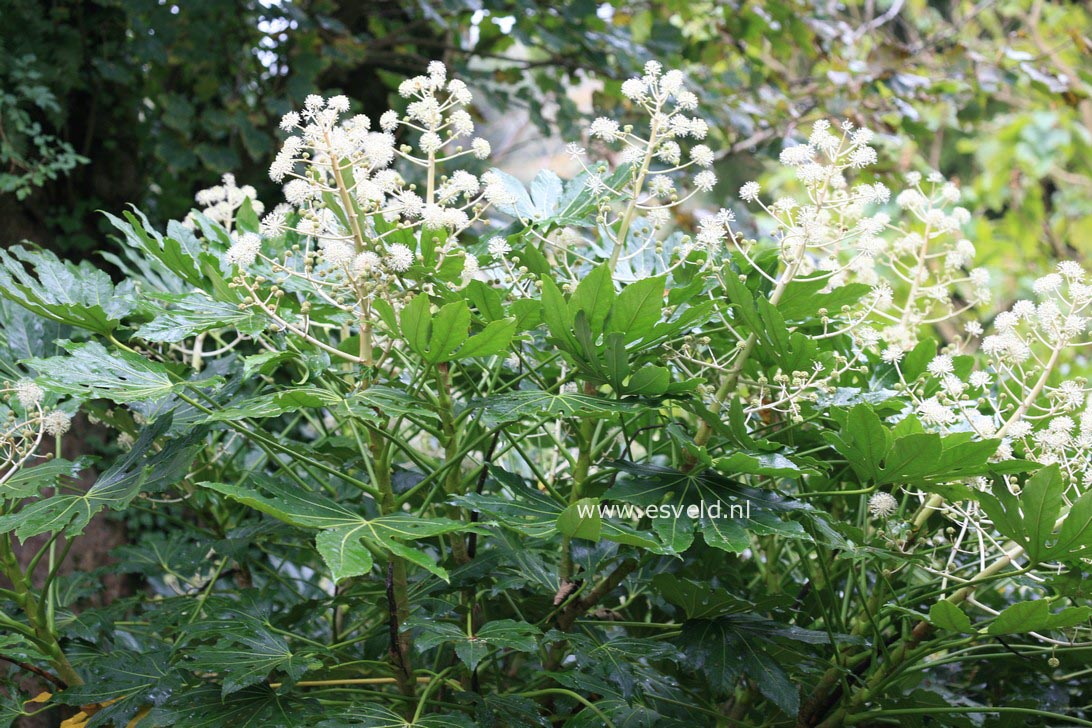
left=564, top=61, right=727, bottom=274
left=259, top=61, right=505, bottom=290
left=910, top=262, right=1092, bottom=494
left=1, top=379, right=71, bottom=487
left=736, top=120, right=884, bottom=284
left=184, top=173, right=264, bottom=232
left=848, top=171, right=987, bottom=350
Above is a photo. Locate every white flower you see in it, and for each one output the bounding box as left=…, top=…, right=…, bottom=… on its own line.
left=380, top=110, right=399, bottom=132
left=621, top=78, right=647, bottom=100
left=969, top=371, right=992, bottom=387
left=226, top=233, right=262, bottom=268
left=326, top=95, right=350, bottom=112
left=43, top=410, right=71, bottom=437
left=918, top=397, right=956, bottom=426
left=419, top=132, right=443, bottom=153
left=881, top=346, right=904, bottom=364
left=589, top=118, right=622, bottom=142
left=1008, top=420, right=1033, bottom=438
left=1058, top=260, right=1085, bottom=281
left=471, top=138, right=491, bottom=160
left=351, top=252, right=382, bottom=277
left=868, top=491, right=899, bottom=518
left=385, top=243, right=414, bottom=272
left=739, top=181, right=761, bottom=202
left=694, top=170, right=717, bottom=192
left=13, top=379, right=43, bottom=408
left=322, top=241, right=355, bottom=267
left=1033, top=273, right=1063, bottom=295
left=280, top=111, right=300, bottom=131
left=488, top=237, right=511, bottom=258
left=690, top=144, right=714, bottom=167
left=926, top=354, right=955, bottom=377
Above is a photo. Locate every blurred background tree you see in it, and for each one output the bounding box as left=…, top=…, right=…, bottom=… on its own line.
left=1, top=0, right=1089, bottom=284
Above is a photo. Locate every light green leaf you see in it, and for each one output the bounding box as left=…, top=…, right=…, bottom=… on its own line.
left=929, top=599, right=973, bottom=632
left=457, top=318, right=516, bottom=359
left=988, top=600, right=1092, bottom=635
left=557, top=498, right=602, bottom=541
left=607, top=275, right=665, bottom=343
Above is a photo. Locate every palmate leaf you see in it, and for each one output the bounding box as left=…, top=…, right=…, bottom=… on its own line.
left=27, top=340, right=182, bottom=402
left=317, top=705, right=476, bottom=728
left=453, top=466, right=667, bottom=553
left=400, top=293, right=515, bottom=363
left=0, top=245, right=136, bottom=336
left=467, top=389, right=647, bottom=429
left=0, top=456, right=90, bottom=501
left=412, top=619, right=541, bottom=672
left=0, top=415, right=200, bottom=539
left=546, top=630, right=680, bottom=702
left=202, top=386, right=342, bottom=422
left=197, top=477, right=475, bottom=580
left=55, top=650, right=183, bottom=728
left=147, top=684, right=322, bottom=728
left=987, top=599, right=1092, bottom=635
left=134, top=292, right=268, bottom=343
left=824, top=404, right=1005, bottom=487
left=675, top=619, right=796, bottom=716
left=975, top=466, right=1092, bottom=564
left=929, top=599, right=974, bottom=632
left=603, top=461, right=817, bottom=553
left=188, top=630, right=323, bottom=695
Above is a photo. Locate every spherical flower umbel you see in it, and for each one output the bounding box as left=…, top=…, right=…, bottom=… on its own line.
left=868, top=492, right=899, bottom=519
left=13, top=379, right=43, bottom=409
left=225, top=233, right=262, bottom=268
left=385, top=244, right=414, bottom=272
left=43, top=410, right=72, bottom=437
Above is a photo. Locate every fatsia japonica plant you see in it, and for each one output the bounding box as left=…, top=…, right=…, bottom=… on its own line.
left=3, top=60, right=1092, bottom=727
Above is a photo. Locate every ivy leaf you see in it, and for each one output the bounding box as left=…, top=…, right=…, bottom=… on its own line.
left=929, top=599, right=973, bottom=632
left=987, top=600, right=1092, bottom=635
left=27, top=340, right=182, bottom=402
